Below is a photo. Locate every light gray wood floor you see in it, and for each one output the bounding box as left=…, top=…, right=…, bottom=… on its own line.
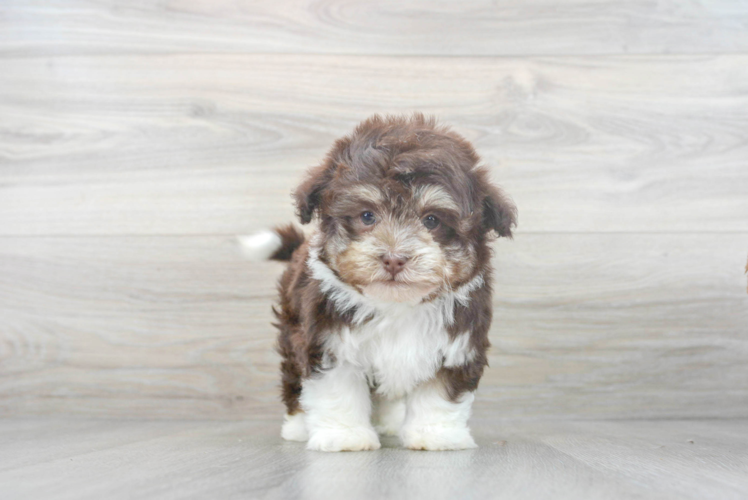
left=2, top=416, right=747, bottom=500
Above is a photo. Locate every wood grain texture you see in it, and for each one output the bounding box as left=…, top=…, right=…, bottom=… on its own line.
left=1, top=55, right=747, bottom=235
left=3, top=0, right=748, bottom=56
left=2, top=1, right=747, bottom=424
left=2, top=233, right=746, bottom=419
left=1, top=417, right=747, bottom=500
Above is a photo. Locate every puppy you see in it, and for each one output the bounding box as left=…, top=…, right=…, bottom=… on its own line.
left=242, top=114, right=516, bottom=451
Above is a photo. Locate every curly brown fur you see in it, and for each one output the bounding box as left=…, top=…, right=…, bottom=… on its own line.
left=257, top=114, right=516, bottom=451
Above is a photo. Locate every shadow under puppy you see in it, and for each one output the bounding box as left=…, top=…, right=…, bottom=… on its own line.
left=242, top=114, right=516, bottom=451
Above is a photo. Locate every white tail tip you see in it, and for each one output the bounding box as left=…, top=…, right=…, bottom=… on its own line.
left=237, top=230, right=282, bottom=262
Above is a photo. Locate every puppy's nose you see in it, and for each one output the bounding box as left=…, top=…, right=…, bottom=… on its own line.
left=382, top=254, right=408, bottom=277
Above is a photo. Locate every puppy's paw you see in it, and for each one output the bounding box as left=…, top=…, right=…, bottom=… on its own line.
left=281, top=413, right=308, bottom=442
left=375, top=422, right=401, bottom=437
left=401, top=425, right=478, bottom=451
left=306, top=427, right=381, bottom=452
left=373, top=399, right=405, bottom=437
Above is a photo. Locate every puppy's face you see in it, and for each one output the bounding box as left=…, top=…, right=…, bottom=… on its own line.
left=295, top=115, right=516, bottom=303
left=326, top=183, right=474, bottom=303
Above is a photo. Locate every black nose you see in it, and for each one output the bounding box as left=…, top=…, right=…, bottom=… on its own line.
left=382, top=254, right=408, bottom=277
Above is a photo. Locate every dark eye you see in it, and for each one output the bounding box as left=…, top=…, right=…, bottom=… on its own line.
left=360, top=211, right=376, bottom=226
left=423, top=214, right=440, bottom=230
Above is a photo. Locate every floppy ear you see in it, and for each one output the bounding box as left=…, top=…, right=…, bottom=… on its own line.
left=481, top=182, right=517, bottom=238
left=293, top=162, right=335, bottom=224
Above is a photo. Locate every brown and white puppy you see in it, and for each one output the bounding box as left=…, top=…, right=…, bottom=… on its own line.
left=241, top=114, right=516, bottom=451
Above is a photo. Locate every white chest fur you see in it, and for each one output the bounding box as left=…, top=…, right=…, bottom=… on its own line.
left=326, top=304, right=475, bottom=398
left=308, top=244, right=481, bottom=399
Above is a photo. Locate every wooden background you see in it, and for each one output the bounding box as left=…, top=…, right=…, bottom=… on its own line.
left=1, top=0, right=747, bottom=421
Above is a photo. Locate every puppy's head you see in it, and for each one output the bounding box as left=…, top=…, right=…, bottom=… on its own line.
left=296, top=114, right=516, bottom=304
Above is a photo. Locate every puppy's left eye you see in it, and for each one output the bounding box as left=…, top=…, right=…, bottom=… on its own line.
left=360, top=211, right=376, bottom=226
left=423, top=214, right=440, bottom=230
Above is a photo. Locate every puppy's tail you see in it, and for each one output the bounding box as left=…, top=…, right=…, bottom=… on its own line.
left=237, top=224, right=305, bottom=262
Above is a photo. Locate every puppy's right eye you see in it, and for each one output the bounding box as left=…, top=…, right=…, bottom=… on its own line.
left=422, top=214, right=440, bottom=230
left=360, top=211, right=376, bottom=226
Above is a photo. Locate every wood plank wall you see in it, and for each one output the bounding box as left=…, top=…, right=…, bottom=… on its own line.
left=1, top=1, right=747, bottom=420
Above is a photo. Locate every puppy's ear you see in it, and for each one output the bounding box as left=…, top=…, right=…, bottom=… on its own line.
left=293, top=162, right=335, bottom=224
left=480, top=180, right=517, bottom=238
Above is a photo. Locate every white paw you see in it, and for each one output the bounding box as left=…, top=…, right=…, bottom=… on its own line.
left=373, top=398, right=406, bottom=437
left=281, top=413, right=308, bottom=442
left=374, top=407, right=404, bottom=436
left=306, top=427, right=381, bottom=452
left=401, top=425, right=478, bottom=451
left=375, top=422, right=401, bottom=437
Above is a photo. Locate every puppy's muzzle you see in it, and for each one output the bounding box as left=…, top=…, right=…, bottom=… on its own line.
left=381, top=254, right=409, bottom=278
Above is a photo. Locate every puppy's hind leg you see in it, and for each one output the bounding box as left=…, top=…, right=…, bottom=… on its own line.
left=301, top=363, right=380, bottom=452
left=281, top=412, right=308, bottom=442
left=278, top=328, right=308, bottom=442
left=372, top=393, right=406, bottom=437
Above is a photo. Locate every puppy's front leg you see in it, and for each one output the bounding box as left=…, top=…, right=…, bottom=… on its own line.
left=400, top=378, right=478, bottom=451
left=300, top=363, right=380, bottom=452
